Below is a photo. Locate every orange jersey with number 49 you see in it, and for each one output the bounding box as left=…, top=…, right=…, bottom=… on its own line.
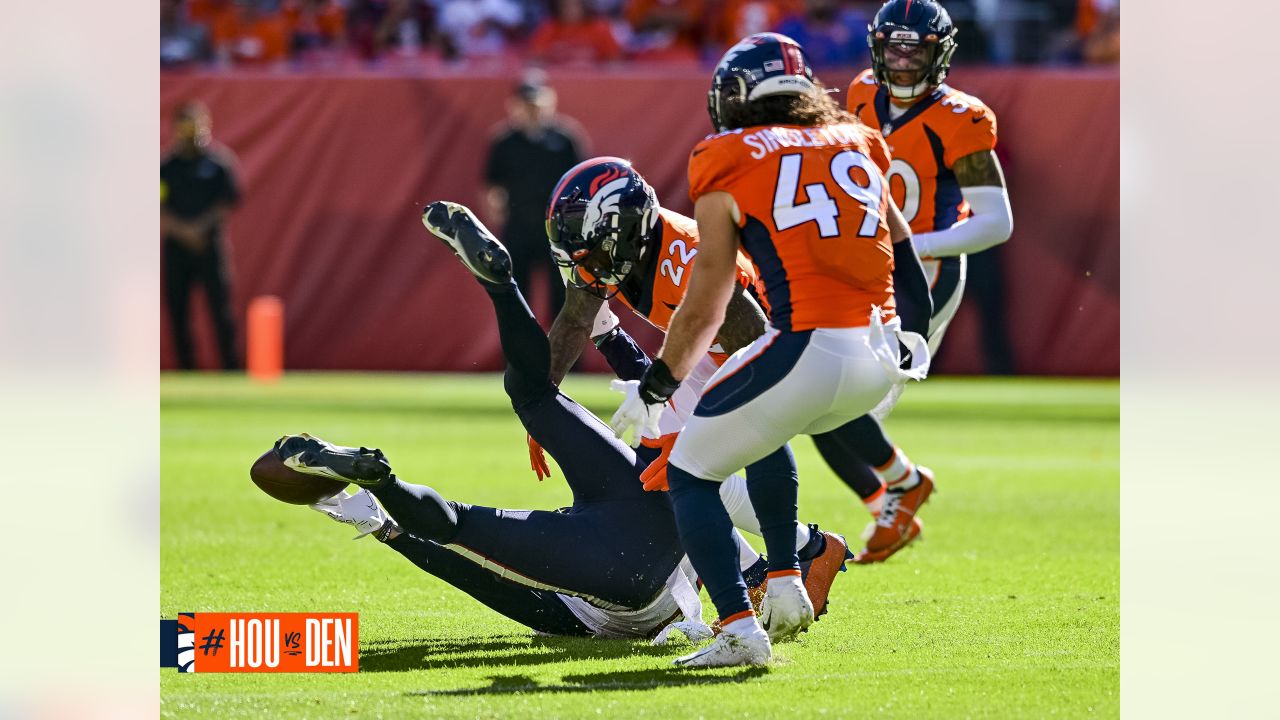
left=687, top=122, right=896, bottom=332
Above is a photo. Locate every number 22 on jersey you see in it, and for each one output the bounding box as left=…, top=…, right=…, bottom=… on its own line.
left=659, top=238, right=696, bottom=286
left=772, top=150, right=884, bottom=239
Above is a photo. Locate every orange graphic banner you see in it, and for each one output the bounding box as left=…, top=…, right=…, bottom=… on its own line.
left=182, top=613, right=358, bottom=673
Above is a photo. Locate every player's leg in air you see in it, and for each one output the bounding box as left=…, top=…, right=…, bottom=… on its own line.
left=271, top=203, right=706, bottom=638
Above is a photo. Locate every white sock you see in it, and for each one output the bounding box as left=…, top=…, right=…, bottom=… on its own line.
left=721, top=615, right=763, bottom=637
left=793, top=523, right=811, bottom=553
left=863, top=483, right=887, bottom=515
left=875, top=448, right=920, bottom=492
left=733, top=529, right=761, bottom=571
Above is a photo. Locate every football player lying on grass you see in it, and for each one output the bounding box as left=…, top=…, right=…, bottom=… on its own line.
left=266, top=202, right=849, bottom=661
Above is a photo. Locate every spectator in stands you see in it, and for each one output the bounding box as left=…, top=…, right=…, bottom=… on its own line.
left=434, top=0, right=524, bottom=59
left=161, top=102, right=243, bottom=371
left=528, top=0, right=623, bottom=64
left=483, top=73, right=588, bottom=319
left=211, top=0, right=291, bottom=65
left=774, top=0, right=873, bottom=67
left=347, top=0, right=429, bottom=61
left=284, top=0, right=348, bottom=55
left=624, top=0, right=702, bottom=61
left=1077, top=0, right=1118, bottom=64
left=162, top=0, right=213, bottom=67
left=715, top=0, right=797, bottom=50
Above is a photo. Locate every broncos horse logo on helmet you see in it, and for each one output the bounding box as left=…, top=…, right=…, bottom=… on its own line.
left=546, top=157, right=660, bottom=298
left=868, top=0, right=957, bottom=100
left=707, top=32, right=818, bottom=132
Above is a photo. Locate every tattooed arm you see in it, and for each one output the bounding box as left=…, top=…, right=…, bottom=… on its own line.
left=547, top=284, right=606, bottom=386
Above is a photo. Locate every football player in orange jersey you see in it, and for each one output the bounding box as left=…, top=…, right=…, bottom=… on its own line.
left=542, top=155, right=934, bottom=569
left=809, top=0, right=1013, bottom=562
left=609, top=33, right=933, bottom=667
left=541, top=156, right=853, bottom=621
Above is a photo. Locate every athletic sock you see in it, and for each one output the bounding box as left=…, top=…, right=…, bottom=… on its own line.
left=667, top=465, right=752, bottom=621
left=796, top=524, right=827, bottom=563
left=744, top=445, right=801, bottom=573
left=368, top=477, right=463, bottom=544
left=875, top=448, right=920, bottom=492
left=721, top=614, right=763, bottom=637
left=863, top=483, right=887, bottom=515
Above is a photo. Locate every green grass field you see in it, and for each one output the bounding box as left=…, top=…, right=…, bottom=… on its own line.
left=161, top=373, right=1118, bottom=718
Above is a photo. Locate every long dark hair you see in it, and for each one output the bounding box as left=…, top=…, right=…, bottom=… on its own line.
left=718, top=83, right=858, bottom=129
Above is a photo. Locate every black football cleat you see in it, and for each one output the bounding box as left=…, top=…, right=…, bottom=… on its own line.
left=421, top=201, right=513, bottom=285
left=274, top=433, right=393, bottom=488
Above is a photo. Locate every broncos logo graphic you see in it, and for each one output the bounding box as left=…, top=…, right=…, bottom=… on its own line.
left=582, top=174, right=632, bottom=242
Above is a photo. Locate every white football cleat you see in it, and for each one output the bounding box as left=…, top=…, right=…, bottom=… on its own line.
left=310, top=489, right=389, bottom=539
left=760, top=574, right=815, bottom=642
left=672, top=626, right=771, bottom=668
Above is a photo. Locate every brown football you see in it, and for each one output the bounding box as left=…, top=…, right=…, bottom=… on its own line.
left=250, top=447, right=348, bottom=505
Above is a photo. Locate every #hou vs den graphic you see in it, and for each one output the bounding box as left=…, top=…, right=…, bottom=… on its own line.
left=163, top=613, right=358, bottom=673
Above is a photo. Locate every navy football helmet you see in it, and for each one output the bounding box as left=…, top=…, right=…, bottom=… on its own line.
left=868, top=0, right=957, bottom=100
left=546, top=157, right=660, bottom=298
left=707, top=32, right=818, bottom=132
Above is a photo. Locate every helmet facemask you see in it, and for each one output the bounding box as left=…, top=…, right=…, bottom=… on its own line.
left=870, top=28, right=957, bottom=100
left=548, top=183, right=659, bottom=300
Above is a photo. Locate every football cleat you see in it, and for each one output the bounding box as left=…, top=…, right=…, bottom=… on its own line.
left=310, top=489, right=389, bottom=539
left=673, top=626, right=771, bottom=668
left=275, top=433, right=393, bottom=488
left=855, top=466, right=934, bottom=564
left=801, top=532, right=849, bottom=619
left=760, top=574, right=814, bottom=642
left=421, top=201, right=513, bottom=285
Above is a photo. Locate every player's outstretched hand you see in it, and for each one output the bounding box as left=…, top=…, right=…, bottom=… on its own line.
left=640, top=433, right=678, bottom=491
left=609, top=379, right=664, bottom=448
left=527, top=434, right=551, bottom=481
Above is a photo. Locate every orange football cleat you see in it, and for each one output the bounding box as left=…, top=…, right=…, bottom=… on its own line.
left=854, top=466, right=934, bottom=564
left=802, top=531, right=849, bottom=619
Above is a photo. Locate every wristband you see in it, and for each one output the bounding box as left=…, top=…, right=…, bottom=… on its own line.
left=639, top=358, right=681, bottom=405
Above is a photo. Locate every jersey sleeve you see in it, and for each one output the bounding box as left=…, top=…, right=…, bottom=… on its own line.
left=687, top=135, right=747, bottom=208
left=943, top=99, right=998, bottom=168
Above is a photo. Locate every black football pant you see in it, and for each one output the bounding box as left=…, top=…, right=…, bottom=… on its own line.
left=374, top=280, right=682, bottom=635
left=163, top=238, right=240, bottom=371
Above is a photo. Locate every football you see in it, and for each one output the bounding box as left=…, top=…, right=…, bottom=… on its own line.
left=249, top=446, right=348, bottom=505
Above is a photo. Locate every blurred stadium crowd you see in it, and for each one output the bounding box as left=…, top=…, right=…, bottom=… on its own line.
left=161, top=0, right=1118, bottom=70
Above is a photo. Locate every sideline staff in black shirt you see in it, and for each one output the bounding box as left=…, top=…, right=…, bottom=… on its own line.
left=484, top=73, right=587, bottom=320
left=161, top=102, right=242, bottom=370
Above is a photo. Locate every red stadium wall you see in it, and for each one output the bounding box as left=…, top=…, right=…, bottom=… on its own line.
left=159, top=67, right=1119, bottom=375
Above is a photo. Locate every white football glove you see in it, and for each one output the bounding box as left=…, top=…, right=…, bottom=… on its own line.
left=310, top=489, right=388, bottom=539
left=609, top=379, right=665, bottom=448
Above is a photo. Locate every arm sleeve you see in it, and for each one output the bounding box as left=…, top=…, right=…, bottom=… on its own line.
left=912, top=186, right=1013, bottom=259
left=892, top=237, right=932, bottom=337
left=594, top=327, right=652, bottom=381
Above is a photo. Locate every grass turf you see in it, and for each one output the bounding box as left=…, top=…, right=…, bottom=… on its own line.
left=161, top=373, right=1118, bottom=718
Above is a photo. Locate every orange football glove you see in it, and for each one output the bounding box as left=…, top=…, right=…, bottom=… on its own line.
left=639, top=433, right=679, bottom=491
left=528, top=434, right=551, bottom=481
